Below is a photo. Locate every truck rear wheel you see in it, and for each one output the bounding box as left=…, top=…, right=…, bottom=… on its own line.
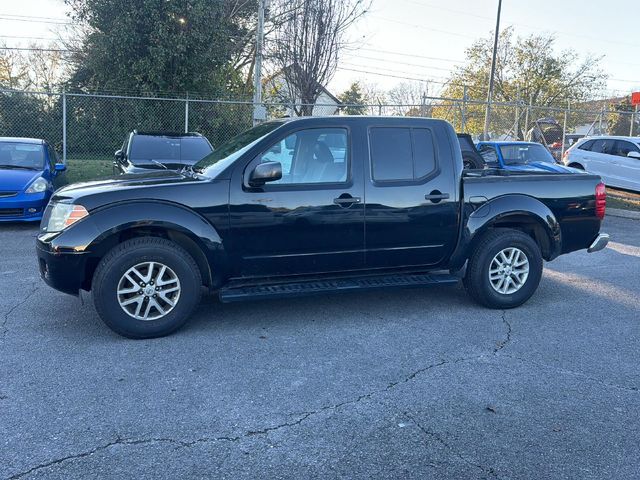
left=92, top=237, right=202, bottom=339
left=463, top=229, right=543, bottom=309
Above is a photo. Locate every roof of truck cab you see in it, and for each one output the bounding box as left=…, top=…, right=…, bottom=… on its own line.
left=267, top=116, right=453, bottom=124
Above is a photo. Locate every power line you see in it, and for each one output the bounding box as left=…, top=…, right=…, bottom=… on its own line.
left=337, top=65, right=466, bottom=88
left=0, top=35, right=60, bottom=41
left=343, top=54, right=457, bottom=73
left=0, top=47, right=75, bottom=53
left=398, top=0, right=492, bottom=21
left=341, top=61, right=453, bottom=83
left=0, top=15, right=71, bottom=25
left=397, top=0, right=640, bottom=49
left=368, top=15, right=478, bottom=40
left=358, top=47, right=465, bottom=65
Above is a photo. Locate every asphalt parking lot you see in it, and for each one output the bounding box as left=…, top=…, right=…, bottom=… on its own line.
left=1, top=216, right=639, bottom=480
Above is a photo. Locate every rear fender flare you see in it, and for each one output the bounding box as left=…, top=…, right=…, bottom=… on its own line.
left=450, top=195, right=561, bottom=269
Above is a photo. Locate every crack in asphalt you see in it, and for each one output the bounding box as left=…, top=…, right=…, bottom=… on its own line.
left=6, top=436, right=241, bottom=480
left=6, top=311, right=510, bottom=479
left=402, top=411, right=500, bottom=479
left=6, top=355, right=484, bottom=479
left=1, top=282, right=40, bottom=340
left=493, top=310, right=512, bottom=353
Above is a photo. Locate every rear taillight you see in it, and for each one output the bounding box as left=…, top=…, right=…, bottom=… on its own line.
left=562, top=149, right=569, bottom=161
left=595, top=182, right=606, bottom=220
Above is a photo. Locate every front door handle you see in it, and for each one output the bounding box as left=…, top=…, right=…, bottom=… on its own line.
left=425, top=192, right=450, bottom=201
left=333, top=194, right=361, bottom=206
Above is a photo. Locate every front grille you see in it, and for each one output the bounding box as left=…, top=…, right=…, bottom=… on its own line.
left=0, top=208, right=24, bottom=217
left=0, top=191, right=18, bottom=198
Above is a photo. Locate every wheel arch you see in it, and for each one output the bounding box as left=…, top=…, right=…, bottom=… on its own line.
left=69, top=201, right=228, bottom=291
left=450, top=194, right=562, bottom=269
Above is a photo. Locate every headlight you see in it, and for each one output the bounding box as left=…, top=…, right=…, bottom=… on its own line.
left=25, top=177, right=50, bottom=194
left=46, top=203, right=89, bottom=232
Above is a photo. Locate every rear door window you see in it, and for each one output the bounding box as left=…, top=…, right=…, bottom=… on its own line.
left=590, top=139, right=616, bottom=156
left=370, top=128, right=413, bottom=181
left=613, top=140, right=640, bottom=157
left=369, top=127, right=437, bottom=183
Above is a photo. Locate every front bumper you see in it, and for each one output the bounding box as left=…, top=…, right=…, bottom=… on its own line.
left=0, top=192, right=49, bottom=222
left=36, top=239, right=89, bottom=296
left=587, top=233, right=609, bottom=253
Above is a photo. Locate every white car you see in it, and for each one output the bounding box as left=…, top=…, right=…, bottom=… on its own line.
left=562, top=136, right=640, bottom=192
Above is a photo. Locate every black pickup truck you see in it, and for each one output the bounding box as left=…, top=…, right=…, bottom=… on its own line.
left=36, top=117, right=609, bottom=338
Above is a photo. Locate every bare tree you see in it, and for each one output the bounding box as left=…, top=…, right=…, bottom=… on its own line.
left=269, top=0, right=369, bottom=116
left=0, top=43, right=31, bottom=89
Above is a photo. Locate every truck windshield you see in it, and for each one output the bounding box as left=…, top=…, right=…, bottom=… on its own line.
left=0, top=143, right=45, bottom=170
left=193, top=121, right=284, bottom=176
left=499, top=144, right=555, bottom=165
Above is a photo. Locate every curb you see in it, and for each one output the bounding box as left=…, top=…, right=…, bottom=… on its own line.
left=607, top=208, right=640, bottom=220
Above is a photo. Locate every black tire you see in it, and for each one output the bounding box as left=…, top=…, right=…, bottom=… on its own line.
left=92, top=237, right=202, bottom=339
left=463, top=153, right=483, bottom=170
left=463, top=228, right=543, bottom=309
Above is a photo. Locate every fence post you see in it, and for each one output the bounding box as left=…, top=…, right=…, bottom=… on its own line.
left=62, top=90, right=67, bottom=163
left=631, top=105, right=638, bottom=137
left=523, top=95, right=532, bottom=140
left=561, top=101, right=569, bottom=159
left=461, top=85, right=467, bottom=134
left=184, top=93, right=189, bottom=133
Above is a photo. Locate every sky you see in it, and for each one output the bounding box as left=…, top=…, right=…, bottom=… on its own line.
left=2, top=0, right=639, bottom=98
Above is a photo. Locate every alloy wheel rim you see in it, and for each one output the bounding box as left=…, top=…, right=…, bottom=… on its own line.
left=117, top=261, right=181, bottom=321
left=489, top=247, right=530, bottom=295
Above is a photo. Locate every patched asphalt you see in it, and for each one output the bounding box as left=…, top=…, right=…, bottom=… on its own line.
left=1, top=216, right=638, bottom=479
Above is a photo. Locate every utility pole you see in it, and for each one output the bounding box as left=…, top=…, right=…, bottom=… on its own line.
left=482, top=0, right=503, bottom=140
left=253, top=0, right=268, bottom=126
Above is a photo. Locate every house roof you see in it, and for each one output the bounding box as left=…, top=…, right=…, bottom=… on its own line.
left=263, top=67, right=342, bottom=105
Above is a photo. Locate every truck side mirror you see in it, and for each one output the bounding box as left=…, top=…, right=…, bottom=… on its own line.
left=54, top=163, right=67, bottom=172
left=115, top=149, right=126, bottom=162
left=249, top=161, right=282, bottom=186
left=627, top=151, right=640, bottom=160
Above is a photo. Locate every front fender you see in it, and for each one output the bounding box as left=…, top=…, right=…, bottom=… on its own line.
left=46, top=200, right=228, bottom=287
left=449, top=194, right=562, bottom=269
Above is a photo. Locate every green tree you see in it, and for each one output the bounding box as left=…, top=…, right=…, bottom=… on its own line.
left=64, top=0, right=257, bottom=96
left=338, top=82, right=367, bottom=115
left=607, top=97, right=634, bottom=136
left=436, top=27, right=607, bottom=135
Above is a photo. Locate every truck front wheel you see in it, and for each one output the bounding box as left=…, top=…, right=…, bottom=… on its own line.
left=463, top=229, right=543, bottom=309
left=92, top=237, right=202, bottom=339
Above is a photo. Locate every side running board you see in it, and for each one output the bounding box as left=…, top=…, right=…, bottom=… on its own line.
left=219, top=272, right=459, bottom=303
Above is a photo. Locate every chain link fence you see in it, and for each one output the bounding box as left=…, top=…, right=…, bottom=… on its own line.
left=1, top=88, right=638, bottom=180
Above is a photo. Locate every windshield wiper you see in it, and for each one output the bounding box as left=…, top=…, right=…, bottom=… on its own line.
left=150, top=159, right=168, bottom=170
left=0, top=164, right=37, bottom=170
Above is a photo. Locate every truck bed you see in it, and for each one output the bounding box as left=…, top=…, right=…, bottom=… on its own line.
left=462, top=169, right=603, bottom=255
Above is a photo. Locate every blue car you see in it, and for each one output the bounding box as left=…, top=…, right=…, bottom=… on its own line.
left=477, top=141, right=579, bottom=173
left=0, top=137, right=66, bottom=222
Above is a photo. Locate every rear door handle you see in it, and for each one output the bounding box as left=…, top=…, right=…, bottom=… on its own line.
left=424, top=193, right=450, bottom=201
left=333, top=195, right=361, bottom=206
